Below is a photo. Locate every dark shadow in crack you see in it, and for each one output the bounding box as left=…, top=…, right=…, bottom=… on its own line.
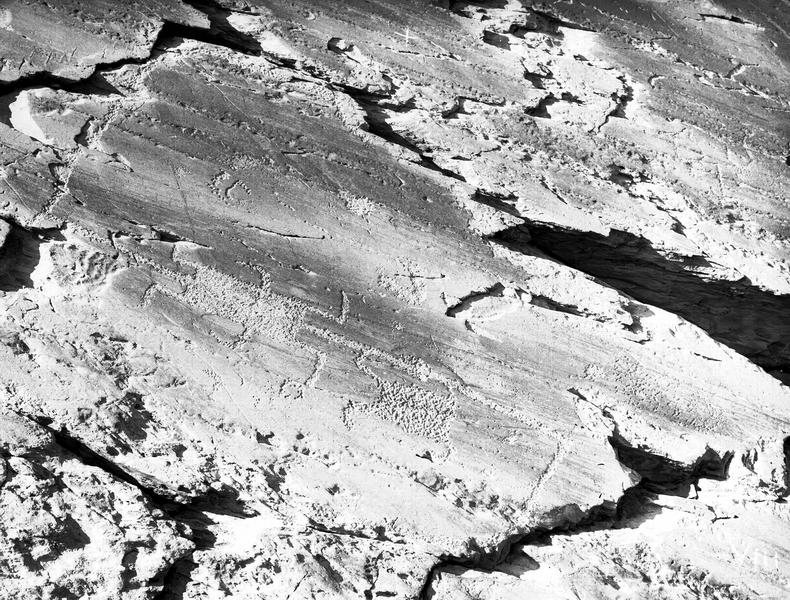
left=0, top=221, right=63, bottom=292
left=154, top=554, right=200, bottom=600
left=0, top=70, right=122, bottom=100
left=4, top=414, right=203, bottom=599
left=0, top=72, right=121, bottom=130
left=609, top=431, right=733, bottom=498
left=344, top=88, right=467, bottom=182
left=491, top=222, right=790, bottom=382
left=0, top=0, right=261, bottom=128
left=487, top=436, right=732, bottom=579
left=417, top=428, right=732, bottom=597
left=177, top=0, right=262, bottom=56
left=22, top=412, right=258, bottom=599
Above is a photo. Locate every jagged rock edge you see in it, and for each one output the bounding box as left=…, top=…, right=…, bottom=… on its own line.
left=0, top=0, right=262, bottom=104
left=417, top=412, right=735, bottom=599
left=14, top=410, right=256, bottom=597
left=0, top=4, right=779, bottom=598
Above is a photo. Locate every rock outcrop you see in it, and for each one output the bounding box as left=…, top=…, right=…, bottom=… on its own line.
left=0, top=1, right=789, bottom=598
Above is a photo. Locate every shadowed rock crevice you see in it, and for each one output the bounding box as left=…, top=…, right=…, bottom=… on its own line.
left=0, top=22, right=192, bottom=111
left=450, top=2, right=594, bottom=34
left=153, top=555, right=200, bottom=600
left=419, top=428, right=733, bottom=598
left=0, top=2, right=259, bottom=117
left=167, top=0, right=263, bottom=56
left=0, top=71, right=121, bottom=119
left=19, top=412, right=256, bottom=600
left=0, top=71, right=120, bottom=136
left=698, top=13, right=759, bottom=27
left=26, top=413, right=254, bottom=516
left=471, top=189, right=520, bottom=217
left=609, top=432, right=732, bottom=498
left=416, top=497, right=618, bottom=599
left=0, top=218, right=63, bottom=292
left=341, top=87, right=468, bottom=181
left=490, top=222, right=790, bottom=381
left=445, top=282, right=507, bottom=317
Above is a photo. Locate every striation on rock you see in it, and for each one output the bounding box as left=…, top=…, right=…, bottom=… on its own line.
left=0, top=1, right=789, bottom=599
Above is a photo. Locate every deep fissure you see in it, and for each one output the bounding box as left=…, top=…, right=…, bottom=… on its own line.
left=0, top=217, right=63, bottom=292
left=490, top=221, right=790, bottom=382
left=419, top=428, right=733, bottom=599
left=0, top=0, right=261, bottom=121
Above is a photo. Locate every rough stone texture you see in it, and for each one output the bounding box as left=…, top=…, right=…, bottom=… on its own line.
left=0, top=1, right=789, bottom=598
left=0, top=1, right=208, bottom=83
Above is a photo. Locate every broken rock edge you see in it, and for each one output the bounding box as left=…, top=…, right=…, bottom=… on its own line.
left=0, top=3, right=784, bottom=598
left=417, top=418, right=736, bottom=599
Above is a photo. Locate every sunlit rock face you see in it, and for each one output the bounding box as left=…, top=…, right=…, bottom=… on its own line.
left=0, top=1, right=789, bottom=598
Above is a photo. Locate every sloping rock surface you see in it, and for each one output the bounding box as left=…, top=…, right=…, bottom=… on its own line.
left=0, top=1, right=789, bottom=598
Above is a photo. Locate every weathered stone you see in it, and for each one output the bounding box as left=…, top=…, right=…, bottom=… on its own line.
left=0, top=1, right=788, bottom=598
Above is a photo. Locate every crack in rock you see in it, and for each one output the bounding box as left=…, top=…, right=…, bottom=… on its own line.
left=339, top=86, right=468, bottom=181
left=0, top=0, right=260, bottom=107
left=0, top=216, right=63, bottom=291
left=16, top=412, right=257, bottom=599
left=699, top=13, right=762, bottom=28
left=490, top=221, right=790, bottom=382
left=170, top=0, right=262, bottom=56
left=419, top=420, right=734, bottom=599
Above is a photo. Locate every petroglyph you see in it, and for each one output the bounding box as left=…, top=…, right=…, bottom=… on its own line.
left=342, top=191, right=378, bottom=219
left=344, top=351, right=458, bottom=458
left=3, top=2, right=790, bottom=599
left=208, top=170, right=252, bottom=206
left=141, top=257, right=308, bottom=344
left=377, top=257, right=445, bottom=306
left=134, top=252, right=560, bottom=457
left=138, top=254, right=463, bottom=449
